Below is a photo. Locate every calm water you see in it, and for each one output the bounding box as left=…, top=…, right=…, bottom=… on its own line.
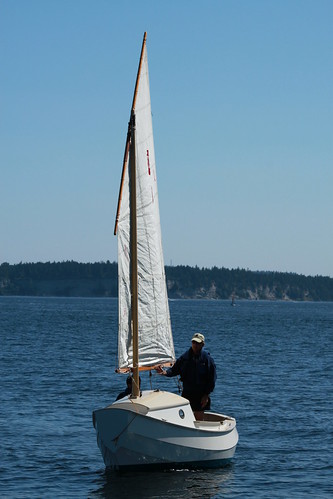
left=0, top=297, right=332, bottom=498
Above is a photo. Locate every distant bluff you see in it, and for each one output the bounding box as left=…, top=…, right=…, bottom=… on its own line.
left=0, top=261, right=332, bottom=301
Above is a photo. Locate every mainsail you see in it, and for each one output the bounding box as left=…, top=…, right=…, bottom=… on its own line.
left=115, top=35, right=175, bottom=371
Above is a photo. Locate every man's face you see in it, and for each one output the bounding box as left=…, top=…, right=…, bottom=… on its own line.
left=191, top=340, right=203, bottom=355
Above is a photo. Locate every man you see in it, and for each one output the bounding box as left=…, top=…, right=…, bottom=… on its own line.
left=116, top=375, right=132, bottom=400
left=115, top=375, right=141, bottom=400
left=156, top=333, right=217, bottom=414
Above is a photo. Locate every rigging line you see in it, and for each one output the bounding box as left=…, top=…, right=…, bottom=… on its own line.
left=176, top=375, right=182, bottom=394
left=149, top=369, right=181, bottom=394
left=132, top=375, right=141, bottom=396
left=112, top=413, right=138, bottom=444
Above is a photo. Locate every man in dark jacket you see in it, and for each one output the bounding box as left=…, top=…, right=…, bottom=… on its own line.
left=116, top=375, right=132, bottom=400
left=156, top=333, right=217, bottom=413
left=116, top=375, right=141, bottom=400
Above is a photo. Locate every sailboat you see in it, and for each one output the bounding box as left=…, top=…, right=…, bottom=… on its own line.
left=92, top=33, right=238, bottom=470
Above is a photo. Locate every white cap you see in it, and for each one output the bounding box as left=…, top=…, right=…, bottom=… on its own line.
left=191, top=332, right=205, bottom=344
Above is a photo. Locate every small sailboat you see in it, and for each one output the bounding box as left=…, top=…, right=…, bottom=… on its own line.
left=92, top=33, right=238, bottom=470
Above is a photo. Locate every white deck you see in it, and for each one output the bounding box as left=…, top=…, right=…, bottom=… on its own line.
left=113, top=389, right=189, bottom=411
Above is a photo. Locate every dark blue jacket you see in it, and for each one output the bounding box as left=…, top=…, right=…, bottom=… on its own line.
left=166, top=348, right=217, bottom=395
left=116, top=387, right=131, bottom=401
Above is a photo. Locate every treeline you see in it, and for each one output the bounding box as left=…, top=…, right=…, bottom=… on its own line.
left=0, top=261, right=118, bottom=297
left=1, top=261, right=333, bottom=301
left=166, top=265, right=333, bottom=301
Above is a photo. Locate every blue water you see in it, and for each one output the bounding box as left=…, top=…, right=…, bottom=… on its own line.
left=1, top=297, right=332, bottom=497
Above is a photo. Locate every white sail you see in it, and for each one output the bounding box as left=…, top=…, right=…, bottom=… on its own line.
left=116, top=41, right=175, bottom=370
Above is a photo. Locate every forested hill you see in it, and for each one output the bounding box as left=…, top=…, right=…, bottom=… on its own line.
left=0, top=261, right=333, bottom=301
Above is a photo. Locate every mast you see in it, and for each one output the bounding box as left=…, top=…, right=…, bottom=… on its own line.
left=128, top=32, right=147, bottom=397
left=129, top=111, right=140, bottom=398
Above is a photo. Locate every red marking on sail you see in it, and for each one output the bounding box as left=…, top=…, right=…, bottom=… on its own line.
left=146, top=150, right=151, bottom=175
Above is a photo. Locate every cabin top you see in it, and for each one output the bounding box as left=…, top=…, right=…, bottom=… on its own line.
left=113, top=390, right=189, bottom=412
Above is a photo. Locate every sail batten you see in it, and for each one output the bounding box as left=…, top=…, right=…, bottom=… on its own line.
left=116, top=35, right=175, bottom=371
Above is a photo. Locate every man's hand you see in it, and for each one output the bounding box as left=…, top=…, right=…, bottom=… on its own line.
left=155, top=365, right=166, bottom=375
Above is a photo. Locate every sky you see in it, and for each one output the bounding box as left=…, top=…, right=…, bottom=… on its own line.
left=1, top=0, right=332, bottom=277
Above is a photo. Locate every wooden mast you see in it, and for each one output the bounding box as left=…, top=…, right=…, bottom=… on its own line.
left=129, top=110, right=140, bottom=398
left=127, top=33, right=147, bottom=397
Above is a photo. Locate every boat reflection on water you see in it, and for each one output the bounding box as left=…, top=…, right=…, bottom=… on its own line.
left=89, top=465, right=235, bottom=498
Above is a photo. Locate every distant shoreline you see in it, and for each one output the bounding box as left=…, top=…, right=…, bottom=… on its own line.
left=1, top=261, right=333, bottom=301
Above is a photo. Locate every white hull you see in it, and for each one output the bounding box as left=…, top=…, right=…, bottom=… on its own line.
left=93, top=390, right=238, bottom=470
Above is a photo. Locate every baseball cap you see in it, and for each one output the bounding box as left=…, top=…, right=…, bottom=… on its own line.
left=191, top=332, right=205, bottom=344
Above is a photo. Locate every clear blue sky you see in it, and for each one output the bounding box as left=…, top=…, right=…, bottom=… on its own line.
left=1, top=0, right=332, bottom=277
